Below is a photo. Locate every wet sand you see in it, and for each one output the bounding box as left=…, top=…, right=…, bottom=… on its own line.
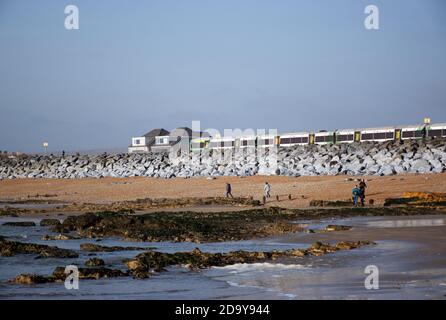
left=261, top=214, right=446, bottom=299
left=1, top=173, right=446, bottom=208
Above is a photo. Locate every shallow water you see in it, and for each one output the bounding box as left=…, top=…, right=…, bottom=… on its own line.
left=1, top=215, right=446, bottom=299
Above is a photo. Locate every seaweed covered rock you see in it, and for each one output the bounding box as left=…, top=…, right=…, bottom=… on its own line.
left=52, top=266, right=127, bottom=280
left=52, top=207, right=304, bottom=243
left=0, top=237, right=78, bottom=258
left=85, top=258, right=105, bottom=266
left=10, top=266, right=127, bottom=284
left=2, top=221, right=36, bottom=227
left=125, top=241, right=375, bottom=279
left=41, top=234, right=80, bottom=241
left=324, top=225, right=353, bottom=231
left=80, top=243, right=150, bottom=252
left=9, top=274, right=55, bottom=285
left=40, top=219, right=61, bottom=227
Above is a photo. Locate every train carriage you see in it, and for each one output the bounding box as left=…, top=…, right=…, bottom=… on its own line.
left=209, top=137, right=236, bottom=150
left=360, top=127, right=395, bottom=142
left=190, top=137, right=210, bottom=151
left=279, top=132, right=310, bottom=147
left=256, top=135, right=277, bottom=148
left=427, top=123, right=446, bottom=138
left=239, top=136, right=257, bottom=148
left=314, top=131, right=335, bottom=145
left=401, top=125, right=426, bottom=140
left=335, top=129, right=356, bottom=144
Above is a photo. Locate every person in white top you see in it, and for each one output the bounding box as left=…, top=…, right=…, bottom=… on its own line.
left=264, top=182, right=271, bottom=198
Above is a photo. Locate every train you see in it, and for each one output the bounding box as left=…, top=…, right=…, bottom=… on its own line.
left=190, top=122, right=446, bottom=151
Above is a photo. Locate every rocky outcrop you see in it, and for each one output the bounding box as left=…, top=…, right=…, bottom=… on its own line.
left=324, top=225, right=352, bottom=231
left=41, top=234, right=80, bottom=241
left=40, top=219, right=61, bottom=227
left=85, top=258, right=105, bottom=266
left=1, top=139, right=445, bottom=179
left=52, top=208, right=304, bottom=243
left=384, top=192, right=446, bottom=207
left=10, top=266, right=127, bottom=284
left=125, top=241, right=375, bottom=278
left=68, top=197, right=261, bottom=213
left=80, top=243, right=151, bottom=252
left=0, top=237, right=78, bottom=258
left=2, top=221, right=36, bottom=227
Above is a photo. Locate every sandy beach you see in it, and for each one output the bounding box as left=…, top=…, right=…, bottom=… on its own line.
left=1, top=173, right=446, bottom=208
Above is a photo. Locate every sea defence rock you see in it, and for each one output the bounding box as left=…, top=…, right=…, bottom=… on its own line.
left=1, top=139, right=445, bottom=179
left=125, top=241, right=375, bottom=278
left=0, top=237, right=79, bottom=258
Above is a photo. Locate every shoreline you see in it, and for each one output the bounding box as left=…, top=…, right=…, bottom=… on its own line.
left=1, top=173, right=446, bottom=208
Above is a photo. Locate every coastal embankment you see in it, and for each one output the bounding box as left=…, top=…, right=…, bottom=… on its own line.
left=1, top=139, right=445, bottom=179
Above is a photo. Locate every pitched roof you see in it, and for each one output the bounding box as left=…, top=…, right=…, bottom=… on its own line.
left=143, top=128, right=170, bottom=138
left=169, top=127, right=193, bottom=137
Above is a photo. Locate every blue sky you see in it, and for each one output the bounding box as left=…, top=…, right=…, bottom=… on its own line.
left=0, top=0, right=445, bottom=152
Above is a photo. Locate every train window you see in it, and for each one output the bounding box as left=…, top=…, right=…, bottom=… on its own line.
left=402, top=131, right=414, bottom=138
left=280, top=138, right=290, bottom=144
left=361, top=133, right=373, bottom=140
left=290, top=137, right=303, bottom=144
left=428, top=129, right=442, bottom=137
left=210, top=142, right=218, bottom=148
left=301, top=137, right=309, bottom=143
left=385, top=132, right=394, bottom=139
left=373, top=132, right=386, bottom=140
left=242, top=140, right=248, bottom=146
left=414, top=131, right=424, bottom=138
left=337, top=134, right=353, bottom=142
left=443, top=129, right=446, bottom=136
left=315, top=136, right=325, bottom=143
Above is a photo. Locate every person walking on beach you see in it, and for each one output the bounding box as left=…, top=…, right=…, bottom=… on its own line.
left=358, top=179, right=367, bottom=206
left=264, top=182, right=271, bottom=198
left=225, top=183, right=233, bottom=198
left=352, top=185, right=361, bottom=206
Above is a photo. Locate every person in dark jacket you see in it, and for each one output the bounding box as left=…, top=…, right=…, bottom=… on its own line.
left=226, top=183, right=233, bottom=198
left=359, top=179, right=367, bottom=206
left=352, top=185, right=361, bottom=206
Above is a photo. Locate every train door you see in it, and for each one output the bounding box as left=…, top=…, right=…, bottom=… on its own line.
left=354, top=131, right=361, bottom=142
left=309, top=134, right=315, bottom=145
left=394, top=129, right=402, bottom=141
left=275, top=136, right=280, bottom=147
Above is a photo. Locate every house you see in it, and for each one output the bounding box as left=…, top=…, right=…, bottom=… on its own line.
left=128, top=127, right=206, bottom=153
left=128, top=128, right=170, bottom=153
left=150, top=127, right=194, bottom=153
